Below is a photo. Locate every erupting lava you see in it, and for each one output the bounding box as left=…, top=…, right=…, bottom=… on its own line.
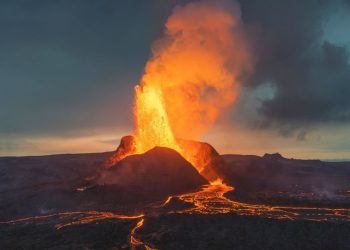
left=106, top=0, right=252, bottom=176
left=2, top=1, right=350, bottom=250
left=134, top=85, right=180, bottom=154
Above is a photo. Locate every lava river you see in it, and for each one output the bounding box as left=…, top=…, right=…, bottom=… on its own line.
left=2, top=182, right=350, bottom=249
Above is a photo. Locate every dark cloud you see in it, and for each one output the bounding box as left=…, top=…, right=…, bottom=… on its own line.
left=1, top=0, right=349, bottom=140
left=0, top=0, right=174, bottom=136
left=238, top=0, right=350, bottom=132
left=260, top=42, right=350, bottom=122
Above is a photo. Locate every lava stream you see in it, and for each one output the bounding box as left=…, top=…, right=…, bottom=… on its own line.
left=171, top=183, right=350, bottom=222
left=130, top=218, right=157, bottom=250
left=0, top=211, right=150, bottom=249
left=2, top=183, right=350, bottom=250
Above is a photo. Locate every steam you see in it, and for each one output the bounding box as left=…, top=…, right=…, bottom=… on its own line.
left=137, top=0, right=252, bottom=140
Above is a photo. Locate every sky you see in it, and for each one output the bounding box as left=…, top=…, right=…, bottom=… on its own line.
left=1, top=0, right=350, bottom=159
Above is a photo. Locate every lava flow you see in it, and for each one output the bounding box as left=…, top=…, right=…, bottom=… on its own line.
left=2, top=183, right=350, bottom=249
left=173, top=182, right=350, bottom=222
left=130, top=218, right=156, bottom=250
left=2, top=1, right=349, bottom=250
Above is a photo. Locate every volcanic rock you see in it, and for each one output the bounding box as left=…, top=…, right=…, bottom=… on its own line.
left=221, top=153, right=350, bottom=206
left=105, top=135, right=226, bottom=182
left=177, top=139, right=225, bottom=182
left=104, top=135, right=136, bottom=168
left=98, top=147, right=208, bottom=196
left=263, top=153, right=284, bottom=160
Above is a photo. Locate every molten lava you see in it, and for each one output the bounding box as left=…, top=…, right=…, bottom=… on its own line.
left=2, top=2, right=350, bottom=250
left=123, top=0, right=252, bottom=177
left=134, top=85, right=181, bottom=155
left=133, top=84, right=211, bottom=176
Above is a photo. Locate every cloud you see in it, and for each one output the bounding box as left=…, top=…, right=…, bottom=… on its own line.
left=2, top=0, right=350, bottom=157
left=0, top=1, right=163, bottom=136
left=237, top=0, right=350, bottom=133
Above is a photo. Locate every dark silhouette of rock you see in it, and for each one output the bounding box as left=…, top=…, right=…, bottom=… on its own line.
left=105, top=135, right=226, bottom=182
left=177, top=139, right=225, bottom=182
left=104, top=135, right=136, bottom=168
left=98, top=147, right=208, bottom=196
left=263, top=152, right=284, bottom=160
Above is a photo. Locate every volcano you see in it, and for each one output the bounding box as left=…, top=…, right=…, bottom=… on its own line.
left=104, top=135, right=225, bottom=182
left=98, top=146, right=208, bottom=196
left=1, top=146, right=350, bottom=250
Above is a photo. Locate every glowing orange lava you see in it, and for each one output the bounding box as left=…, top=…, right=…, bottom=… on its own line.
left=2, top=185, right=350, bottom=249
left=129, top=0, right=252, bottom=175
left=163, top=183, right=350, bottom=222
left=134, top=85, right=181, bottom=155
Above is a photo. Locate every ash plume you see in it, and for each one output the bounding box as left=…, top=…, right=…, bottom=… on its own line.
left=136, top=0, right=253, bottom=141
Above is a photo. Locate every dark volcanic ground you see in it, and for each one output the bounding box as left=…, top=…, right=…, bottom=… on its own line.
left=139, top=213, right=350, bottom=250
left=221, top=153, right=350, bottom=207
left=0, top=151, right=350, bottom=249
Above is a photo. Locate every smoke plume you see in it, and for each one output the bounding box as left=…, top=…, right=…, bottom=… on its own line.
left=137, top=0, right=252, bottom=141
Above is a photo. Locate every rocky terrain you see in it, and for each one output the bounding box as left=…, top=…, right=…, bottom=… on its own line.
left=139, top=213, right=350, bottom=250
left=97, top=147, right=208, bottom=195
left=0, top=149, right=349, bottom=249
left=221, top=153, right=350, bottom=207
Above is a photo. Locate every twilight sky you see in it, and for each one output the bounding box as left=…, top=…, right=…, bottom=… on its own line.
left=1, top=0, right=350, bottom=159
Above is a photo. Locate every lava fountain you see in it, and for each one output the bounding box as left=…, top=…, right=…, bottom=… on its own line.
left=2, top=2, right=350, bottom=250
left=107, top=0, right=252, bottom=179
